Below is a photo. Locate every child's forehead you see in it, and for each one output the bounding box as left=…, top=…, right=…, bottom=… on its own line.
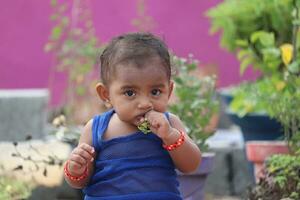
left=113, top=63, right=169, bottom=83
left=113, top=57, right=168, bottom=76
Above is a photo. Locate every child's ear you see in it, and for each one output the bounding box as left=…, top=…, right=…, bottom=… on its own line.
left=96, top=82, right=109, bottom=102
left=168, top=81, right=174, bottom=99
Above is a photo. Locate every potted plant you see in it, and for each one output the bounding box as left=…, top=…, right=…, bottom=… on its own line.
left=246, top=68, right=300, bottom=180
left=169, top=55, right=219, bottom=200
left=246, top=73, right=300, bottom=199
left=247, top=154, right=300, bottom=199
left=206, top=0, right=297, bottom=142
left=207, top=0, right=300, bottom=182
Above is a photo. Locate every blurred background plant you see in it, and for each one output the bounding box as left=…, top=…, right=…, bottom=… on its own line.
left=207, top=0, right=300, bottom=117
left=131, top=0, right=156, bottom=32
left=0, top=175, right=32, bottom=200
left=169, top=55, right=219, bottom=152
left=247, top=153, right=300, bottom=199
left=258, top=74, right=300, bottom=152
left=208, top=3, right=300, bottom=198
left=208, top=1, right=300, bottom=198
left=247, top=72, right=300, bottom=199
left=45, top=0, right=104, bottom=124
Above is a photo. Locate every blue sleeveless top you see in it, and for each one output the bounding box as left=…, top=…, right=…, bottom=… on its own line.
left=83, top=109, right=182, bottom=200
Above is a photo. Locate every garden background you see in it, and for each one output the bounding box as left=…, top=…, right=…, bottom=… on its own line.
left=0, top=0, right=258, bottom=106
left=0, top=1, right=263, bottom=200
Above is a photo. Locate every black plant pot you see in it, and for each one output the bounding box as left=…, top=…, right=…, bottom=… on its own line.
left=227, top=112, right=284, bottom=142
left=219, top=88, right=284, bottom=142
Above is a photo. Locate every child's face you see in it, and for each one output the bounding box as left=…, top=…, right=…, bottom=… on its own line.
left=107, top=58, right=173, bottom=126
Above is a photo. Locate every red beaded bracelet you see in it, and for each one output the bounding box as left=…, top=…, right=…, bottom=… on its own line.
left=163, top=130, right=185, bottom=151
left=64, top=160, right=88, bottom=181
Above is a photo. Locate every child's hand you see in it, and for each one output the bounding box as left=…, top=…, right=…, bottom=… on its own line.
left=144, top=110, right=173, bottom=140
left=68, top=143, right=95, bottom=176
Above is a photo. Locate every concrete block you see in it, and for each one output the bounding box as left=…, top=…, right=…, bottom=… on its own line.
left=204, top=128, right=254, bottom=196
left=0, top=89, right=49, bottom=141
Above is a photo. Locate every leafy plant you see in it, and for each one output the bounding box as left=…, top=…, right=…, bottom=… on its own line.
left=169, top=55, right=219, bottom=151
left=257, top=74, right=300, bottom=151
left=0, top=175, right=32, bottom=200
left=207, top=0, right=296, bottom=75
left=207, top=0, right=300, bottom=117
left=45, top=0, right=104, bottom=124
left=228, top=80, right=269, bottom=116
left=247, top=154, right=300, bottom=200
left=131, top=0, right=156, bottom=32
left=208, top=1, right=300, bottom=198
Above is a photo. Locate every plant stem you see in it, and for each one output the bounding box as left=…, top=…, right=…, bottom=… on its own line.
left=292, top=0, right=299, bottom=61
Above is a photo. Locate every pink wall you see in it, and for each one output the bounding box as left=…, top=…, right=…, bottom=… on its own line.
left=0, top=0, right=258, bottom=105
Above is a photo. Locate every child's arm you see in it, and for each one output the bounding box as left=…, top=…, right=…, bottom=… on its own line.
left=64, top=119, right=96, bottom=189
left=145, top=111, right=201, bottom=173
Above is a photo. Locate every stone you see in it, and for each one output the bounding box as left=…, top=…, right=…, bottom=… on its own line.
left=204, top=128, right=254, bottom=196
left=0, top=89, right=49, bottom=141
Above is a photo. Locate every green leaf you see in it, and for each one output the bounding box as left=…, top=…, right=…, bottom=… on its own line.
left=237, top=49, right=250, bottom=60
left=50, top=0, right=57, bottom=7
left=137, top=120, right=151, bottom=134
left=51, top=26, right=62, bottom=40
left=250, top=31, right=275, bottom=47
left=288, top=61, right=300, bottom=74
left=240, top=57, right=254, bottom=75
left=292, top=19, right=300, bottom=25
left=260, top=33, right=275, bottom=47
left=261, top=48, right=281, bottom=59
left=250, top=31, right=264, bottom=43
left=75, top=86, right=86, bottom=96
left=50, top=14, right=58, bottom=21
left=235, top=39, right=249, bottom=47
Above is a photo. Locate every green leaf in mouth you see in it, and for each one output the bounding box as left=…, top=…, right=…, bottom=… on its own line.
left=137, top=120, right=151, bottom=134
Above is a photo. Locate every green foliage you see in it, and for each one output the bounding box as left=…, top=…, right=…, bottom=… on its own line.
left=207, top=0, right=294, bottom=74
left=0, top=176, right=32, bottom=200
left=248, top=154, right=300, bottom=199
left=169, top=55, right=219, bottom=151
left=256, top=74, right=300, bottom=151
left=45, top=0, right=104, bottom=123
left=207, top=0, right=298, bottom=74
left=208, top=1, right=300, bottom=198
left=208, top=0, right=300, bottom=120
left=229, top=80, right=269, bottom=116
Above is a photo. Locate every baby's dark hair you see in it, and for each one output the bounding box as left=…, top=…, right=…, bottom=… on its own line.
left=99, top=32, right=171, bottom=85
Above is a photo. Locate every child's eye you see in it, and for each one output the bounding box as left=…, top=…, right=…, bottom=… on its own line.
left=151, top=89, right=161, bottom=96
left=124, top=90, right=135, bottom=97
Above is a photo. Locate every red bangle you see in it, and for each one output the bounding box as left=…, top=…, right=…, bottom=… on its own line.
left=64, top=160, right=88, bottom=181
left=163, top=130, right=185, bottom=151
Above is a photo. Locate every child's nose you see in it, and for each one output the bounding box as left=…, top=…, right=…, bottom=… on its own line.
left=137, top=97, right=153, bottom=110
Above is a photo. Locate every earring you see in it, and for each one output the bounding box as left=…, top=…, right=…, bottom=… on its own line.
left=104, top=99, right=112, bottom=108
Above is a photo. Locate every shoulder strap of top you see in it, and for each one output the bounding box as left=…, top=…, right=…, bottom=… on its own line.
left=164, top=112, right=170, bottom=121
left=92, top=109, right=114, bottom=151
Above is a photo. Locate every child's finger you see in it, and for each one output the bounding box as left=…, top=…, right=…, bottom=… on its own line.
left=79, top=143, right=95, bottom=155
left=73, top=147, right=94, bottom=162
left=70, top=153, right=88, bottom=166
left=68, top=159, right=84, bottom=170
left=145, top=110, right=154, bottom=119
left=151, top=120, right=160, bottom=129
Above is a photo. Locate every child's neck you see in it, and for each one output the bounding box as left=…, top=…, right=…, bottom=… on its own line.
left=103, top=113, right=139, bottom=140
